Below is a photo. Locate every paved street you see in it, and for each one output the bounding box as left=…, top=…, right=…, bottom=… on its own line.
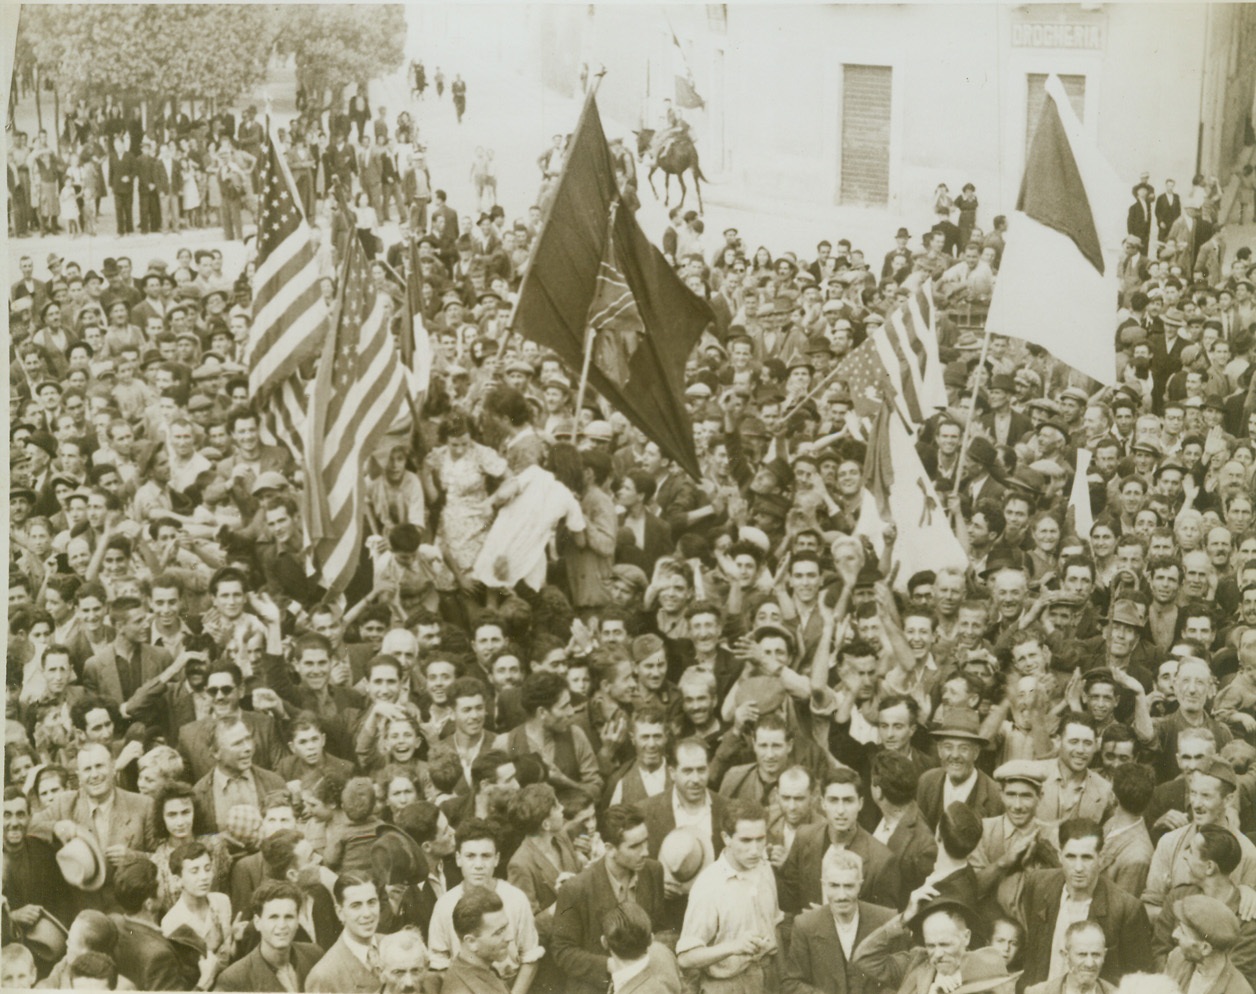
left=8, top=28, right=1254, bottom=279
left=5, top=40, right=937, bottom=282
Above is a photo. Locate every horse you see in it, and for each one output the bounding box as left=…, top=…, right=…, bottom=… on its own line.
left=634, top=127, right=707, bottom=213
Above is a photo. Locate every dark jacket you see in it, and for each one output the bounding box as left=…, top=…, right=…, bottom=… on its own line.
left=550, top=856, right=667, bottom=994
left=916, top=767, right=1005, bottom=830
left=638, top=789, right=727, bottom=862
left=190, top=764, right=289, bottom=833
left=111, top=916, right=197, bottom=991
left=213, top=942, right=323, bottom=991
left=1019, top=869, right=1152, bottom=988
left=783, top=900, right=897, bottom=994
left=781, top=822, right=902, bottom=914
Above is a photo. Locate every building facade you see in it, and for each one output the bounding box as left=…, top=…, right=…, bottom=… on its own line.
left=502, top=4, right=1255, bottom=222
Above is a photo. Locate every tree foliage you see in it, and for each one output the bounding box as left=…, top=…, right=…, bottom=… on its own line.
left=274, top=5, right=406, bottom=100
left=16, top=4, right=278, bottom=105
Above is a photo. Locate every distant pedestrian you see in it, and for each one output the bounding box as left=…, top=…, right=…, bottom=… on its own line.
left=435, top=67, right=446, bottom=98
left=452, top=75, right=467, bottom=123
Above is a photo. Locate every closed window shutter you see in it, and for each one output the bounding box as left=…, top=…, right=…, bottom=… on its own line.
left=840, top=65, right=893, bottom=206
left=1026, top=73, right=1086, bottom=155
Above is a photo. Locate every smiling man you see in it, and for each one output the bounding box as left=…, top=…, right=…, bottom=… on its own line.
left=215, top=879, right=323, bottom=991
left=307, top=871, right=386, bottom=993
left=782, top=767, right=901, bottom=914
left=1019, top=817, right=1152, bottom=986
left=783, top=845, right=896, bottom=994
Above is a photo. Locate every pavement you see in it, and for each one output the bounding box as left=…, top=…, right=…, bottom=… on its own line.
left=8, top=38, right=1254, bottom=289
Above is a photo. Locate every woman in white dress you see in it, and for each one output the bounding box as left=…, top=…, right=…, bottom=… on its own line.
left=472, top=443, right=587, bottom=594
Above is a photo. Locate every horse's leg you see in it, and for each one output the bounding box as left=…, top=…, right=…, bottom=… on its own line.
left=692, top=166, right=703, bottom=214
left=663, top=172, right=671, bottom=207
left=647, top=164, right=660, bottom=201
left=676, top=171, right=687, bottom=209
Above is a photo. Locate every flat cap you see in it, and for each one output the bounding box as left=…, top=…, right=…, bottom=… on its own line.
left=1175, top=893, right=1240, bottom=951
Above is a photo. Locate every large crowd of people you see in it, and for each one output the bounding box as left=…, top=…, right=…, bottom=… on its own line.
left=5, top=79, right=1256, bottom=994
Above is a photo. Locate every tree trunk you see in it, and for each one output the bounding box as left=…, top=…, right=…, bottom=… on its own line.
left=34, top=66, right=42, bottom=133
left=53, top=85, right=60, bottom=150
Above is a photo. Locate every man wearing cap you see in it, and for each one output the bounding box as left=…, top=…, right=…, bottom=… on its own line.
left=1143, top=756, right=1256, bottom=916
left=1150, top=823, right=1256, bottom=975
left=852, top=887, right=1017, bottom=994
left=970, top=760, right=1059, bottom=917
left=916, top=708, right=1004, bottom=831
left=1163, top=894, right=1253, bottom=994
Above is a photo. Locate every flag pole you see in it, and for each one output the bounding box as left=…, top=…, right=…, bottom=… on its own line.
left=951, top=322, right=994, bottom=500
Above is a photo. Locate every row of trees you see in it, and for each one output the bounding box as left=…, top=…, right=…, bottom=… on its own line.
left=12, top=4, right=406, bottom=131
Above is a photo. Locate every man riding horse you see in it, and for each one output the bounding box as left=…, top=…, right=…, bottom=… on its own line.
left=655, top=99, right=693, bottom=163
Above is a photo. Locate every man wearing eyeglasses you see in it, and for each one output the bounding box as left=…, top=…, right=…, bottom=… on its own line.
left=177, top=660, right=285, bottom=781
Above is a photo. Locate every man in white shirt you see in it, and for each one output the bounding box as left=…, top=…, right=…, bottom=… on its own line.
left=427, top=819, right=542, bottom=991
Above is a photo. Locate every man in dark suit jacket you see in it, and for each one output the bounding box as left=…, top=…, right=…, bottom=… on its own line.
left=867, top=751, right=938, bottom=898
left=431, top=190, right=458, bottom=237
left=135, top=140, right=162, bottom=233
left=1155, top=181, right=1181, bottom=242
left=179, top=663, right=285, bottom=780
left=111, top=144, right=137, bottom=235
left=915, top=709, right=1005, bottom=830
left=82, top=600, right=174, bottom=709
left=1019, top=822, right=1153, bottom=988
left=551, top=805, right=667, bottom=994
left=214, top=880, right=323, bottom=992
left=783, top=846, right=897, bottom=994
left=111, top=858, right=201, bottom=990
left=978, top=379, right=1034, bottom=449
left=323, top=135, right=357, bottom=197
left=781, top=808, right=902, bottom=914
left=189, top=716, right=289, bottom=833
left=1128, top=183, right=1154, bottom=249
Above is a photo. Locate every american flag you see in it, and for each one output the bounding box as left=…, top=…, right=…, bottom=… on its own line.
left=248, top=134, right=326, bottom=406
left=835, top=282, right=944, bottom=427
left=303, top=232, right=409, bottom=593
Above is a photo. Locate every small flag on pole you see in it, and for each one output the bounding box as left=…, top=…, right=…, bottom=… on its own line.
left=834, top=282, right=946, bottom=428
left=985, top=74, right=1125, bottom=385
left=671, top=31, right=704, bottom=109
left=855, top=406, right=969, bottom=588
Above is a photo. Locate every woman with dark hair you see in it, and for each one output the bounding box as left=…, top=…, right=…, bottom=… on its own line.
left=28, top=763, right=71, bottom=813
left=486, top=385, right=545, bottom=474
left=424, top=411, right=509, bottom=582
left=150, top=781, right=232, bottom=913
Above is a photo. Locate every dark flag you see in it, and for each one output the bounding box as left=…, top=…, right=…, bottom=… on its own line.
left=511, top=92, right=713, bottom=479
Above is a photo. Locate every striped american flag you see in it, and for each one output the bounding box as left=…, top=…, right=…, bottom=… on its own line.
left=836, top=282, right=945, bottom=427
left=248, top=134, right=326, bottom=405
left=303, top=232, right=409, bottom=593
